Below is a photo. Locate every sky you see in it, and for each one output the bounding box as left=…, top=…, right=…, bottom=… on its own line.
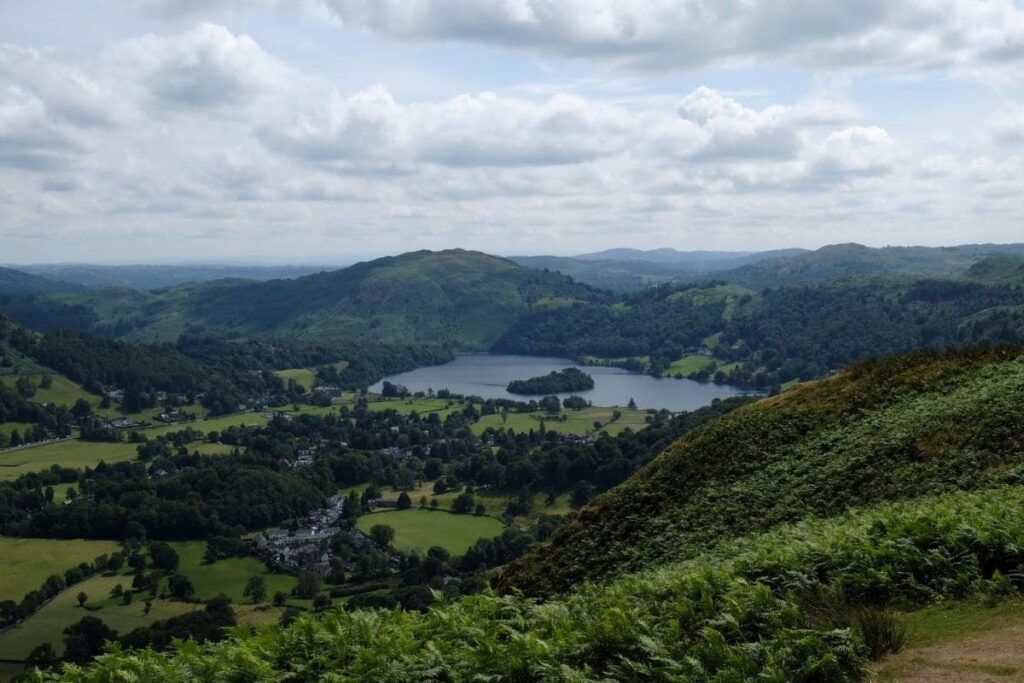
left=1, top=0, right=1023, bottom=264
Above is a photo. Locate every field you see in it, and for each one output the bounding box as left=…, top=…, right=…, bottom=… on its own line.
left=343, top=483, right=573, bottom=520
left=363, top=397, right=464, bottom=418
left=274, top=367, right=317, bottom=391
left=169, top=541, right=297, bottom=605
left=665, top=354, right=715, bottom=376
left=0, top=439, right=138, bottom=482
left=0, top=573, right=198, bottom=660
left=0, top=537, right=121, bottom=602
left=472, top=406, right=648, bottom=436
left=0, top=422, right=34, bottom=444
left=0, top=374, right=96, bottom=410
left=0, top=412, right=269, bottom=481
left=356, top=508, right=505, bottom=555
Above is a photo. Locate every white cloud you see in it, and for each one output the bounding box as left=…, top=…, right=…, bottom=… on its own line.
left=316, top=0, right=1024, bottom=72
left=992, top=102, right=1024, bottom=143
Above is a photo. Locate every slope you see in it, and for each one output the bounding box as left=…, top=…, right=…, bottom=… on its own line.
left=0, top=250, right=607, bottom=347
left=498, top=346, right=1024, bottom=595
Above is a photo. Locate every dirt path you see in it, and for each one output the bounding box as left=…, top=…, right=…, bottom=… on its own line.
left=876, top=621, right=1024, bottom=682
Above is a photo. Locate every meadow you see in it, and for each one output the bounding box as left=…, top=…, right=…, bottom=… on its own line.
left=169, top=541, right=297, bottom=605
left=0, top=413, right=269, bottom=481
left=472, top=405, right=649, bottom=436
left=0, top=537, right=120, bottom=602
left=0, top=574, right=197, bottom=660
left=355, top=508, right=504, bottom=556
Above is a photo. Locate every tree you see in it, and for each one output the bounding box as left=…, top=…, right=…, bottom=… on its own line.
left=143, top=599, right=152, bottom=615
left=452, top=492, right=475, bottom=514
left=474, top=503, right=486, bottom=516
left=76, top=591, right=88, bottom=607
left=15, top=376, right=35, bottom=398
left=370, top=524, right=395, bottom=547
left=40, top=374, right=53, bottom=389
left=167, top=574, right=195, bottom=600
left=243, top=575, right=267, bottom=604
left=571, top=480, right=596, bottom=509
left=397, top=491, right=412, bottom=510
left=63, top=616, right=117, bottom=664
left=149, top=542, right=180, bottom=573
left=312, top=595, right=332, bottom=612
left=294, top=571, right=320, bottom=600
left=272, top=591, right=287, bottom=607
left=109, top=584, right=123, bottom=599
left=25, top=642, right=57, bottom=671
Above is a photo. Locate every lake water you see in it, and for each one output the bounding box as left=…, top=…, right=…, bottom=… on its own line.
left=370, top=354, right=755, bottom=412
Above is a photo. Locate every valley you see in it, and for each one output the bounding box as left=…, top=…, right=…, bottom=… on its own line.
left=0, top=244, right=1022, bottom=681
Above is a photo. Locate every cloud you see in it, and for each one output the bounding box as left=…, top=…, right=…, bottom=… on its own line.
left=316, top=0, right=1024, bottom=72
left=809, top=126, right=898, bottom=179
left=261, top=87, right=633, bottom=167
left=0, top=88, right=81, bottom=171
left=111, top=23, right=290, bottom=112
left=992, top=102, right=1024, bottom=144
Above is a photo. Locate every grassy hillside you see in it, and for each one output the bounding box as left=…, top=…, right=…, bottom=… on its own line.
left=0, top=268, right=80, bottom=296
left=0, top=251, right=607, bottom=348
left=498, top=346, right=1024, bottom=594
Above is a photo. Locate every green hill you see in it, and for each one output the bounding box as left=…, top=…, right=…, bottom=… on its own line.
left=963, top=255, right=1024, bottom=284
left=0, top=250, right=606, bottom=347
left=0, top=267, right=80, bottom=296
left=498, top=346, right=1024, bottom=594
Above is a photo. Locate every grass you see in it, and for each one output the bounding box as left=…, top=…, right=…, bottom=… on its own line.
left=274, top=368, right=317, bottom=391
left=169, top=541, right=297, bottom=605
left=665, top=354, right=715, bottom=377
left=873, top=598, right=1024, bottom=681
left=355, top=508, right=505, bottom=556
left=0, top=537, right=120, bottom=602
left=0, top=421, right=35, bottom=443
left=0, top=440, right=139, bottom=482
left=472, top=406, right=648, bottom=437
left=0, top=374, right=97, bottom=410
left=363, top=397, right=464, bottom=418
left=0, top=573, right=199, bottom=660
left=0, top=413, right=268, bottom=481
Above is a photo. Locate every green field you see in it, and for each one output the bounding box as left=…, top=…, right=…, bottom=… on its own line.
left=0, top=422, right=34, bottom=444
left=364, top=397, right=464, bottom=418
left=0, top=439, right=138, bottom=482
left=665, top=354, right=715, bottom=376
left=0, top=374, right=97, bottom=410
left=0, top=537, right=121, bottom=602
left=0, top=574, right=198, bottom=660
left=0, top=413, right=269, bottom=481
left=274, top=367, right=317, bottom=391
left=356, top=509, right=505, bottom=556
left=170, top=541, right=297, bottom=604
left=472, top=406, right=648, bottom=436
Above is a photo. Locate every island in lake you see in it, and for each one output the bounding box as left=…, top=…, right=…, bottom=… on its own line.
left=507, top=367, right=595, bottom=395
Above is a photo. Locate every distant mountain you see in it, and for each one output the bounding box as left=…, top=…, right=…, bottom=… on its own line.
left=718, top=242, right=1024, bottom=289
left=963, top=255, right=1024, bottom=284
left=511, top=248, right=805, bottom=292
left=0, top=250, right=608, bottom=348
left=0, top=266, right=81, bottom=295
left=574, top=247, right=806, bottom=265
left=18, top=263, right=331, bottom=290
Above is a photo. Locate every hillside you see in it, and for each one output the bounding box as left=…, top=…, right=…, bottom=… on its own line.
left=498, top=346, right=1024, bottom=594
left=964, top=255, right=1024, bottom=284
left=0, top=251, right=606, bottom=347
left=718, top=242, right=1024, bottom=289
left=0, top=267, right=80, bottom=296
left=18, top=264, right=329, bottom=290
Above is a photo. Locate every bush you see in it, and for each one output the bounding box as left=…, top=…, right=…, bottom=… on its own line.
left=852, top=607, right=908, bottom=660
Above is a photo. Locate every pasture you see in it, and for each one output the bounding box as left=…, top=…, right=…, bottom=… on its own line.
left=472, top=406, right=648, bottom=437
left=0, top=537, right=120, bottom=602
left=665, top=354, right=715, bottom=377
left=170, top=541, right=297, bottom=604
left=0, top=574, right=197, bottom=660
left=356, top=508, right=504, bottom=556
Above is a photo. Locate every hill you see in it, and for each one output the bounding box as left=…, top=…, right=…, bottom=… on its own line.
left=0, top=267, right=80, bottom=296
left=17, top=264, right=330, bottom=290
left=512, top=248, right=805, bottom=291
left=718, top=242, right=1024, bottom=289
left=498, top=347, right=1024, bottom=594
left=0, top=250, right=607, bottom=347
left=963, top=255, right=1024, bottom=284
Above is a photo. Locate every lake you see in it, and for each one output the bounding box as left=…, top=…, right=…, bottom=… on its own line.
left=370, top=354, right=755, bottom=412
